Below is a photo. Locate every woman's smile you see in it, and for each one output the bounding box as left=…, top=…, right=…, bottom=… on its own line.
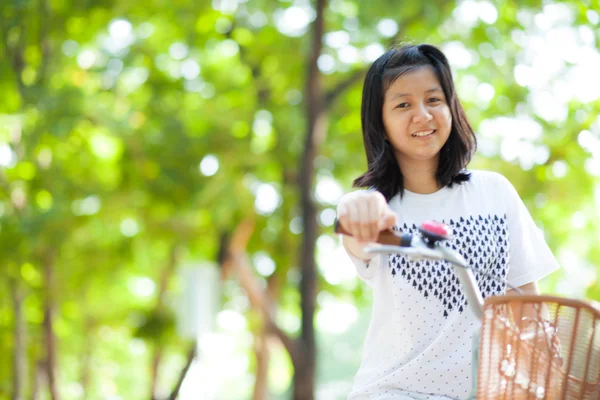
left=411, top=129, right=436, bottom=138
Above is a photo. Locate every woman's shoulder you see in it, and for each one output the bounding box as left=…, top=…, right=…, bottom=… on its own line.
left=465, top=169, right=513, bottom=189
left=464, top=170, right=523, bottom=208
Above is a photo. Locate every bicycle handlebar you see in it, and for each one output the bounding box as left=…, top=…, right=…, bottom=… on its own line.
left=333, top=220, right=413, bottom=247
left=335, top=218, right=484, bottom=320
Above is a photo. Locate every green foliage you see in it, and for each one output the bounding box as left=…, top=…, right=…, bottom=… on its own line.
left=1, top=0, right=599, bottom=399
left=134, top=309, right=177, bottom=343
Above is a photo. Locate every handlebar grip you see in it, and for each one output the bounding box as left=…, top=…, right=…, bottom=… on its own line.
left=334, top=219, right=413, bottom=247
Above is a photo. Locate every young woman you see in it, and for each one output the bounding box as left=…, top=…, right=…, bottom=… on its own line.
left=336, top=44, right=560, bottom=399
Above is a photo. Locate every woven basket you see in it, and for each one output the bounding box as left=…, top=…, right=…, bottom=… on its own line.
left=477, top=295, right=600, bottom=400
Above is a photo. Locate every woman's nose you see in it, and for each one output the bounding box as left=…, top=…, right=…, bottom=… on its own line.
left=413, top=105, right=433, bottom=123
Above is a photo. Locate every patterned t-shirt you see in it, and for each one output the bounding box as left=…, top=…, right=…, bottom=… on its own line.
left=346, top=170, right=560, bottom=400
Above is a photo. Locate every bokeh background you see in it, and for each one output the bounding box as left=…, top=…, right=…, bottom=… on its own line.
left=1, top=0, right=599, bottom=399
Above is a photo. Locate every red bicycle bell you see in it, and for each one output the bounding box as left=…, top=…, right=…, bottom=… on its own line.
left=419, top=220, right=452, bottom=245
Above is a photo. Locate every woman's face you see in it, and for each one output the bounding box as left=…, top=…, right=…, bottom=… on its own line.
left=381, top=66, right=452, bottom=170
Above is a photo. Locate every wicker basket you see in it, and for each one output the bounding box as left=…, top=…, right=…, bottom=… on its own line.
left=477, top=295, right=600, bottom=399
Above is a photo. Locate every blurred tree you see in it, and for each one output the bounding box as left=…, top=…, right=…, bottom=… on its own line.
left=0, top=0, right=599, bottom=399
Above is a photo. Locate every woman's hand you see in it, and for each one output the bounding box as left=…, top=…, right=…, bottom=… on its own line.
left=337, top=191, right=397, bottom=260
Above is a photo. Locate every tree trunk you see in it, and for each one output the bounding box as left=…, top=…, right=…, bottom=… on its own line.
left=150, top=348, right=162, bottom=400
left=43, top=254, right=60, bottom=400
left=294, top=0, right=327, bottom=399
left=253, top=322, right=271, bottom=400
left=31, top=360, right=45, bottom=400
left=80, top=317, right=94, bottom=397
left=253, top=275, right=283, bottom=400
left=150, top=244, right=180, bottom=400
left=11, top=279, right=26, bottom=400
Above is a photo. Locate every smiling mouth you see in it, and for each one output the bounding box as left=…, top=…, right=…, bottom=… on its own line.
left=411, top=129, right=435, bottom=137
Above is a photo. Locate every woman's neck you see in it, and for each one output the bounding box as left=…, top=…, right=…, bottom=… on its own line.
left=398, top=159, right=440, bottom=194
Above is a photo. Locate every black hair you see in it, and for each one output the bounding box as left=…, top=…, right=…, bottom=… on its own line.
left=353, top=44, right=476, bottom=201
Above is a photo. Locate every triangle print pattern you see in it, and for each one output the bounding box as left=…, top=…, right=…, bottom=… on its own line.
left=389, top=214, right=509, bottom=318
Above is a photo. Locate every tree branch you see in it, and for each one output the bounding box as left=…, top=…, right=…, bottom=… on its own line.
left=166, top=344, right=196, bottom=400
left=43, top=250, right=60, bottom=400
left=387, top=9, right=426, bottom=47
left=324, top=68, right=365, bottom=108
left=220, top=219, right=298, bottom=364
left=323, top=8, right=428, bottom=110
left=37, top=0, right=51, bottom=85
left=10, top=277, right=26, bottom=400
left=0, top=11, right=26, bottom=100
left=150, top=244, right=181, bottom=400
left=156, top=245, right=180, bottom=306
left=226, top=21, right=271, bottom=104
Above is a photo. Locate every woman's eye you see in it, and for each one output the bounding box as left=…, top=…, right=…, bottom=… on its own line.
left=395, top=103, right=409, bottom=109
left=428, top=97, right=441, bottom=103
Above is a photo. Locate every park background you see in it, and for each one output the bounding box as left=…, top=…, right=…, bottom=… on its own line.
left=1, top=0, right=600, bottom=399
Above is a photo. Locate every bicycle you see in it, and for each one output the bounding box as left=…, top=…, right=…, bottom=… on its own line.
left=335, top=220, right=600, bottom=400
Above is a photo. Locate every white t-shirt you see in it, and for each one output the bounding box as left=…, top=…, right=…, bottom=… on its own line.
left=346, top=170, right=560, bottom=400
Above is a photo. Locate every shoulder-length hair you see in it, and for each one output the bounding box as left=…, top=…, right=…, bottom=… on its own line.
left=353, top=44, right=477, bottom=201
